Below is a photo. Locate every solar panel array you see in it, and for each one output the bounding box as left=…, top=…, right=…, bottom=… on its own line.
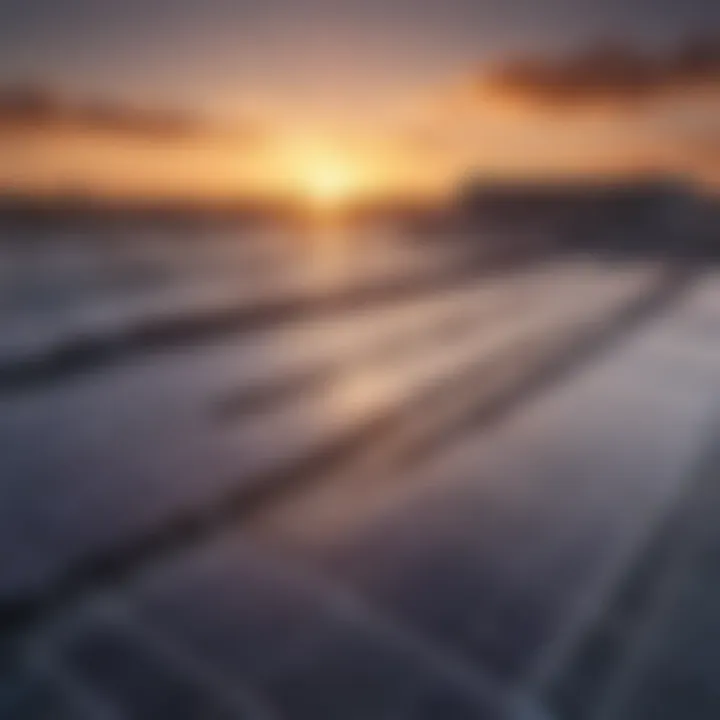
left=1, top=226, right=720, bottom=719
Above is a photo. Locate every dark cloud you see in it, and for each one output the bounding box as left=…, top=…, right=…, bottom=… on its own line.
left=0, top=85, right=245, bottom=140
left=485, top=35, right=720, bottom=106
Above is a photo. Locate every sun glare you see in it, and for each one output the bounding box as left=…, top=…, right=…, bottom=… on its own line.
left=283, top=140, right=368, bottom=211
left=301, top=161, right=360, bottom=209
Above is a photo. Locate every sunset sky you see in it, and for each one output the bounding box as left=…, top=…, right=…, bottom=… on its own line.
left=0, top=0, right=718, bottom=201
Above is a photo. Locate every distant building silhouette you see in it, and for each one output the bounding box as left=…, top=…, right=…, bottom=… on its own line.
left=454, top=175, right=715, bottom=259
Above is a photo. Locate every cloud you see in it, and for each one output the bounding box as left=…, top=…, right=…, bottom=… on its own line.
left=0, top=85, right=259, bottom=141
left=483, top=35, right=720, bottom=108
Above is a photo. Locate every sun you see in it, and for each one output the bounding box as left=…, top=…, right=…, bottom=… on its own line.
left=281, top=139, right=376, bottom=213
left=302, top=161, right=359, bottom=209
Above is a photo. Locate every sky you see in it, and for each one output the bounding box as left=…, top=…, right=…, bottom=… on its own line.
left=0, top=0, right=718, bottom=201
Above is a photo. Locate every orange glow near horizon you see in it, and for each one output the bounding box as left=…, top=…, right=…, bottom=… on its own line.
left=0, top=84, right=718, bottom=202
